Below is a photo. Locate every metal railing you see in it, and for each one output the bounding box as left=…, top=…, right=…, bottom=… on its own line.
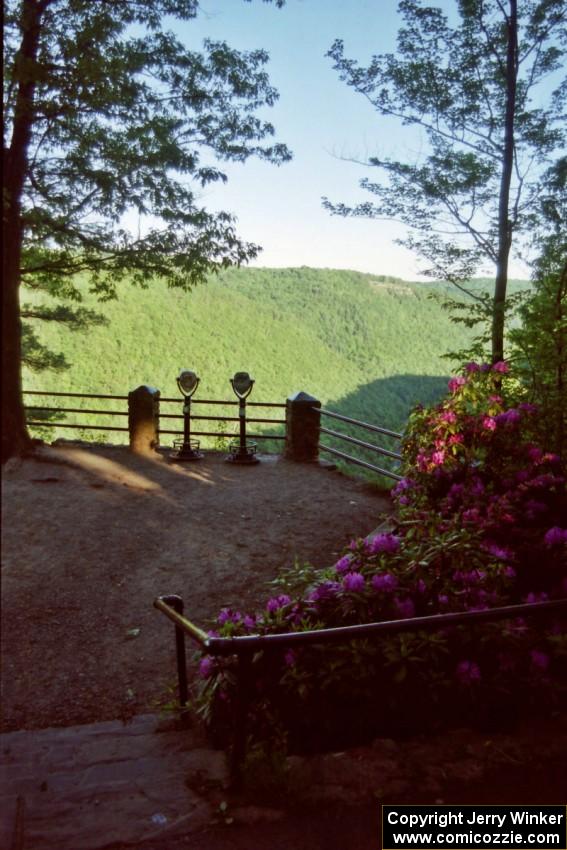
left=157, top=396, right=286, bottom=442
left=24, top=390, right=129, bottom=433
left=154, top=594, right=567, bottom=786
left=317, top=407, right=403, bottom=480
left=23, top=390, right=286, bottom=443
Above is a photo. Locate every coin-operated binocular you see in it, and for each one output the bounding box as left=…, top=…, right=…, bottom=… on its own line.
left=171, top=369, right=203, bottom=461
left=226, top=372, right=259, bottom=465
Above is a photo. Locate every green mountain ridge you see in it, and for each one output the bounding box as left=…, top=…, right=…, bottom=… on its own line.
left=23, top=266, right=530, bottom=470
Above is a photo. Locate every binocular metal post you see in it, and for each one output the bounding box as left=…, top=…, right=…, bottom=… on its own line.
left=226, top=372, right=259, bottom=465
left=171, top=369, right=203, bottom=461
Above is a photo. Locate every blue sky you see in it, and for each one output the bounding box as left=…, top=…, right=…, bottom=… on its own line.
left=174, top=0, right=532, bottom=281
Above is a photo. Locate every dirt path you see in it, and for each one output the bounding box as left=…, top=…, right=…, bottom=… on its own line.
left=1, top=445, right=392, bottom=732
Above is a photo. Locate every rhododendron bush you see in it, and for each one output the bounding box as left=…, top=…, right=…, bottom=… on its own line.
left=195, top=364, right=567, bottom=753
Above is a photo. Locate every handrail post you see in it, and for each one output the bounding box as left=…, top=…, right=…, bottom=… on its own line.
left=128, top=385, right=160, bottom=454
left=285, top=391, right=321, bottom=461
left=161, top=594, right=189, bottom=720
left=230, top=650, right=253, bottom=788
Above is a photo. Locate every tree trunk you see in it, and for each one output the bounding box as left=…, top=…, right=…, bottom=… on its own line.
left=1, top=228, right=30, bottom=463
left=492, top=0, right=518, bottom=364
left=554, top=257, right=567, bottom=456
left=2, top=0, right=48, bottom=462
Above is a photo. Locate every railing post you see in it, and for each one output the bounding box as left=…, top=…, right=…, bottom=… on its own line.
left=128, top=385, right=160, bottom=454
left=230, top=650, right=253, bottom=788
left=285, top=391, right=321, bottom=462
left=160, top=595, right=189, bottom=717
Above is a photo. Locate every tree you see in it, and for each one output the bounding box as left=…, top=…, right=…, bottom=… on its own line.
left=2, top=0, right=290, bottom=462
left=510, top=157, right=567, bottom=456
left=324, top=0, right=566, bottom=364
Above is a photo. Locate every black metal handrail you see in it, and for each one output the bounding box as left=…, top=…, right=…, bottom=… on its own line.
left=23, top=390, right=286, bottom=443
left=159, top=413, right=286, bottom=424
left=158, top=429, right=286, bottom=441
left=320, top=425, right=402, bottom=460
left=318, top=445, right=403, bottom=480
left=24, top=389, right=129, bottom=436
left=319, top=408, right=402, bottom=440
left=160, top=397, right=286, bottom=409
left=26, top=422, right=129, bottom=432
left=316, top=406, right=403, bottom=480
left=23, top=390, right=128, bottom=400
left=26, top=406, right=129, bottom=416
left=154, top=594, right=567, bottom=785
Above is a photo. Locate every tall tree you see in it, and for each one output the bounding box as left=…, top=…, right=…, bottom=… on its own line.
left=510, top=157, right=567, bottom=456
left=2, top=0, right=290, bottom=462
left=324, top=0, right=565, bottom=363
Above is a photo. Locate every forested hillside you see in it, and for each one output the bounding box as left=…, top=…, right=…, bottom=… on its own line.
left=23, top=267, right=529, bottom=468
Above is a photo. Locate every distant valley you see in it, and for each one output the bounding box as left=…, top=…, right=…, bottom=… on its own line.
left=23, top=266, right=530, bottom=472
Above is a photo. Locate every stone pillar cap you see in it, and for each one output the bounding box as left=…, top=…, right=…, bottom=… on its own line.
left=288, top=391, right=319, bottom=403
left=130, top=385, right=160, bottom=395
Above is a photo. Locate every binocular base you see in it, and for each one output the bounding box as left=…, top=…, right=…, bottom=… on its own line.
left=226, top=440, right=259, bottom=464
left=170, top=439, right=203, bottom=462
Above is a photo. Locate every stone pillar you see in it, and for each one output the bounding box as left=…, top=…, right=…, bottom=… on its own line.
left=285, top=391, right=321, bottom=461
left=128, top=385, right=160, bottom=454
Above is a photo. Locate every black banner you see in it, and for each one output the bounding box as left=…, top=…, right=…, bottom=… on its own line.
left=382, top=805, right=567, bottom=850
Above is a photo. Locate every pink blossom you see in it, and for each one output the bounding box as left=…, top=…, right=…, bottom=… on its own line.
left=462, top=508, right=481, bottom=525
left=527, top=446, right=543, bottom=462
left=483, top=542, right=512, bottom=561
left=525, top=591, right=549, bottom=604
left=471, top=478, right=485, bottom=495
left=524, top=499, right=547, bottom=519
left=492, top=360, right=510, bottom=373
left=199, top=656, right=215, bottom=679
left=372, top=573, right=399, bottom=592
left=218, top=608, right=242, bottom=625
left=393, top=477, right=414, bottom=497
left=464, top=362, right=481, bottom=373
left=335, top=555, right=352, bottom=574
left=495, top=409, right=520, bottom=425
left=530, top=650, right=550, bottom=671
left=369, top=533, right=401, bottom=554
left=431, top=450, right=445, bottom=465
left=448, top=434, right=463, bottom=445
left=544, top=527, right=567, bottom=547
left=308, top=581, right=341, bottom=603
left=482, top=416, right=497, bottom=431
left=343, top=572, right=365, bottom=592
left=456, top=660, right=481, bottom=684
left=266, top=595, right=291, bottom=613
left=416, top=451, right=429, bottom=472
left=395, top=597, right=415, bottom=618
left=439, top=410, right=457, bottom=423
left=448, top=376, right=467, bottom=393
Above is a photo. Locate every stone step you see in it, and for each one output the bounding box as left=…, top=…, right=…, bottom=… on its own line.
left=0, top=714, right=227, bottom=850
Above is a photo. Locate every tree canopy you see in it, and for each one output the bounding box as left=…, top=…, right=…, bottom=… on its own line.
left=2, top=0, right=290, bottom=460
left=324, top=0, right=566, bottom=363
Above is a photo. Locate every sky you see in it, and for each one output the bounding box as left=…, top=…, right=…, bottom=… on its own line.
left=170, top=0, right=532, bottom=282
